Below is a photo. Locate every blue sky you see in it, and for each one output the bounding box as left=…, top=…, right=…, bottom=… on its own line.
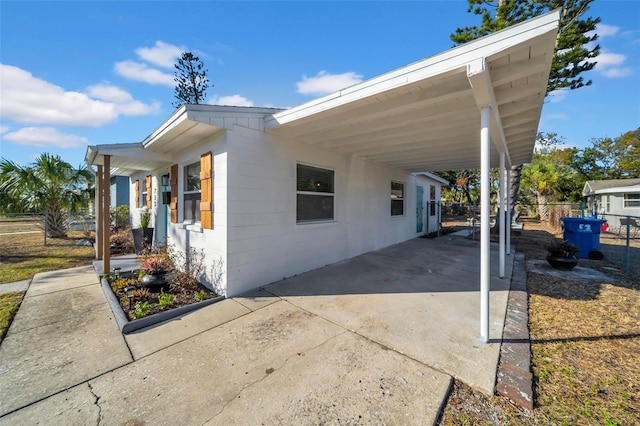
left=1, top=1, right=638, bottom=169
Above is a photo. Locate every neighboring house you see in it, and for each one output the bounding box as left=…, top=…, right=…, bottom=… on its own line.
left=110, top=176, right=130, bottom=207
left=86, top=11, right=560, bottom=299
left=583, top=178, right=640, bottom=224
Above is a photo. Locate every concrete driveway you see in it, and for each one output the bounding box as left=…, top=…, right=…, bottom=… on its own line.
left=0, top=235, right=513, bottom=425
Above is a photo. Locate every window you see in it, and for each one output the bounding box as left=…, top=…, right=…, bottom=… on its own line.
left=184, top=162, right=201, bottom=222
left=624, top=193, right=640, bottom=208
left=600, top=195, right=611, bottom=213
left=297, top=164, right=334, bottom=223
left=430, top=185, right=437, bottom=216
left=391, top=182, right=404, bottom=216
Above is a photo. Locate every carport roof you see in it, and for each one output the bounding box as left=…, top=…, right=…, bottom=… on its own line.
left=266, top=10, right=560, bottom=172
left=85, top=10, right=559, bottom=176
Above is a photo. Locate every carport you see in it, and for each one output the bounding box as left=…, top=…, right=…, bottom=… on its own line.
left=266, top=11, right=560, bottom=342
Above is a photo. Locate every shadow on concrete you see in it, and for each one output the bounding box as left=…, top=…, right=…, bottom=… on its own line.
left=263, top=236, right=510, bottom=298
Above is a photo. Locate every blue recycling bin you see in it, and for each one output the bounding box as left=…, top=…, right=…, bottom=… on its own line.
left=562, top=217, right=605, bottom=259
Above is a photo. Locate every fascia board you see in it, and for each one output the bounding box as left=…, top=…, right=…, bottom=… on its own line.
left=415, top=172, right=449, bottom=186
left=591, top=186, right=640, bottom=195
left=142, top=105, right=189, bottom=148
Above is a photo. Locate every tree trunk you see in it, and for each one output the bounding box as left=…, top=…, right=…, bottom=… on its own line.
left=509, top=164, right=523, bottom=217
left=536, top=192, right=550, bottom=222
left=44, top=210, right=68, bottom=238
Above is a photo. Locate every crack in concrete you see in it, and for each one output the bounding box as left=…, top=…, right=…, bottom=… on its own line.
left=204, top=329, right=349, bottom=423
left=87, top=382, right=102, bottom=425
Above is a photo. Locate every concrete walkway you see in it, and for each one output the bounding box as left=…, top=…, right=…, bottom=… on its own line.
left=0, top=236, right=514, bottom=425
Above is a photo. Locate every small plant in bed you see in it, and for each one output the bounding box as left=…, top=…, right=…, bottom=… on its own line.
left=546, top=239, right=580, bottom=270
left=106, top=247, right=221, bottom=321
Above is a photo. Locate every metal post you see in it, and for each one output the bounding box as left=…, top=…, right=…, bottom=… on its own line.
left=625, top=216, right=631, bottom=273
left=499, top=152, right=506, bottom=278
left=480, top=106, right=491, bottom=343
left=506, top=167, right=512, bottom=255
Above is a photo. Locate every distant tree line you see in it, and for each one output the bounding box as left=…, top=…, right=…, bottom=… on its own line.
left=437, top=127, right=640, bottom=214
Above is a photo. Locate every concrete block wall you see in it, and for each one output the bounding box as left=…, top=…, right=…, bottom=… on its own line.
left=224, top=125, right=424, bottom=296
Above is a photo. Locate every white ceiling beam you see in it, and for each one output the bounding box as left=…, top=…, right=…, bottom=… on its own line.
left=341, top=126, right=479, bottom=157
left=309, top=104, right=478, bottom=148
left=490, top=54, right=550, bottom=87
left=272, top=79, right=473, bottom=139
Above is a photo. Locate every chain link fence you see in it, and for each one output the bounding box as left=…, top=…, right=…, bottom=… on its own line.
left=0, top=211, right=95, bottom=249
left=439, top=201, right=638, bottom=276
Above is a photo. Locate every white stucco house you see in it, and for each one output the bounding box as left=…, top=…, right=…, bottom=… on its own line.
left=86, top=105, right=448, bottom=296
left=583, top=178, right=640, bottom=223
left=86, top=10, right=560, bottom=341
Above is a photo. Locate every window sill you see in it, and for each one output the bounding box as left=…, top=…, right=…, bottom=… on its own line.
left=296, top=220, right=338, bottom=227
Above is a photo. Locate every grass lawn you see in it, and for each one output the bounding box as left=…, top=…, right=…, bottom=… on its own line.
left=441, top=220, right=639, bottom=425
left=0, top=292, right=25, bottom=342
left=0, top=219, right=95, bottom=284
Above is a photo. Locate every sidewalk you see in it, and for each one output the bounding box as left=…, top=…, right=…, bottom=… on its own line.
left=0, top=237, right=516, bottom=424
left=0, top=279, right=30, bottom=294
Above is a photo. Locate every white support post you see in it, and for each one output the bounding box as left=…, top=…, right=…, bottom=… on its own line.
left=102, top=156, right=111, bottom=275
left=480, top=107, right=491, bottom=343
left=499, top=152, right=506, bottom=278
left=506, top=167, right=512, bottom=254
left=95, top=165, right=103, bottom=260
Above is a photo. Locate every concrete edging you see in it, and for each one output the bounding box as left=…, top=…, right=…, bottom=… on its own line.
left=99, top=277, right=225, bottom=334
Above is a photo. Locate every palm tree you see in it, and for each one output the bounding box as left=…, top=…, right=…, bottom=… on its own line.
left=0, top=153, right=94, bottom=237
left=520, top=161, right=562, bottom=221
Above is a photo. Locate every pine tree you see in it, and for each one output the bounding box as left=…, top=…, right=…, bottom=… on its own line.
left=451, top=0, right=600, bottom=217
left=173, top=52, right=210, bottom=108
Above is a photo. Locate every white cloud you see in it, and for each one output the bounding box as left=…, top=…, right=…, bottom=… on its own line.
left=1, top=64, right=117, bottom=126
left=0, top=125, right=9, bottom=134
left=296, top=70, right=363, bottom=95
left=86, top=83, right=161, bottom=115
left=3, top=127, right=88, bottom=149
left=114, top=60, right=174, bottom=86
left=210, top=94, right=254, bottom=107
left=601, top=67, right=633, bottom=78
left=597, top=52, right=626, bottom=67
left=596, top=24, right=620, bottom=38
left=135, top=41, right=184, bottom=69
left=596, top=51, right=633, bottom=79
left=0, top=64, right=161, bottom=127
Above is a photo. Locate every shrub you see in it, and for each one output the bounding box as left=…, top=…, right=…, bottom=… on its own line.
left=140, top=252, right=173, bottom=275
left=110, top=205, right=129, bottom=230
left=547, top=239, right=580, bottom=257
left=110, top=228, right=132, bottom=248
left=111, top=277, right=136, bottom=293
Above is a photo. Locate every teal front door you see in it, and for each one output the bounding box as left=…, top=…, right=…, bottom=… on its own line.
left=416, top=186, right=424, bottom=233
